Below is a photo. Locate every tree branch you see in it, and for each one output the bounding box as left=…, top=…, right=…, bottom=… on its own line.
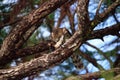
left=77, top=0, right=90, bottom=31
left=65, top=68, right=120, bottom=80
left=85, top=42, right=113, bottom=66
left=0, top=0, right=69, bottom=66
left=78, top=50, right=104, bottom=70
left=80, top=68, right=120, bottom=79
left=0, top=18, right=21, bottom=29
left=56, top=0, right=77, bottom=28
left=91, top=0, right=120, bottom=29
left=0, top=0, right=90, bottom=79
left=16, top=40, right=55, bottom=58
left=15, top=25, right=39, bottom=49
left=0, top=48, right=73, bottom=79
left=90, top=23, right=120, bottom=39
left=0, top=29, right=84, bottom=79
left=0, top=40, right=55, bottom=68
left=113, top=74, right=120, bottom=80
left=95, top=0, right=104, bottom=15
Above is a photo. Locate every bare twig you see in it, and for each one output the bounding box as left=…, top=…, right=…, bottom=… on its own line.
left=91, top=0, right=120, bottom=29
left=78, top=50, right=104, bottom=70
left=96, top=0, right=104, bottom=15
left=112, top=13, right=119, bottom=23
left=65, top=68, right=120, bottom=80
left=55, top=0, right=76, bottom=28
left=0, top=18, right=21, bottom=29
left=80, top=68, right=120, bottom=79
left=67, top=9, right=76, bottom=33
left=85, top=42, right=113, bottom=66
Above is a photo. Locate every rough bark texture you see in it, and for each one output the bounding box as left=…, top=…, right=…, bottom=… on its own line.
left=0, top=30, right=84, bottom=79
left=91, top=23, right=120, bottom=39
left=0, top=0, right=120, bottom=79
left=0, top=0, right=69, bottom=66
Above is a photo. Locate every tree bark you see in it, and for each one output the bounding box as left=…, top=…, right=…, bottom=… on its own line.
left=0, top=0, right=69, bottom=66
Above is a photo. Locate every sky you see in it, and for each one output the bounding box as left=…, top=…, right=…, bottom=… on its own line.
left=1, top=0, right=120, bottom=80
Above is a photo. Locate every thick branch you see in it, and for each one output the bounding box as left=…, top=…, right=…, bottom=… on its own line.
left=0, top=0, right=91, bottom=79
left=0, top=30, right=84, bottom=79
left=0, top=40, right=55, bottom=68
left=90, top=23, right=120, bottom=39
left=15, top=25, right=39, bottom=49
left=0, top=0, right=90, bottom=78
left=0, top=0, right=69, bottom=66
left=77, top=0, right=89, bottom=31
left=16, top=40, right=55, bottom=58
left=0, top=25, right=42, bottom=67
left=0, top=48, right=73, bottom=79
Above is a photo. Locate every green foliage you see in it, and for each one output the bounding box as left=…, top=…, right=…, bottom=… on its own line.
left=0, top=0, right=119, bottom=79
left=34, top=0, right=41, bottom=4
left=104, top=0, right=113, bottom=6
left=85, top=50, right=96, bottom=58
left=0, top=29, right=7, bottom=44
left=113, top=75, right=120, bottom=80
left=27, top=30, right=39, bottom=46
left=105, top=49, right=117, bottom=58
left=48, top=13, right=54, bottom=20
left=46, top=13, right=55, bottom=28
left=101, top=71, right=114, bottom=80
left=64, top=75, right=82, bottom=80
